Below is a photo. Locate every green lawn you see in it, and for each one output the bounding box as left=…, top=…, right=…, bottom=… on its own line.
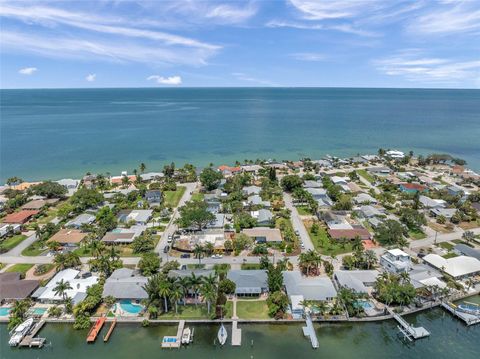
left=6, top=263, right=34, bottom=275
left=191, top=192, right=204, bottom=202
left=0, top=234, right=27, bottom=252
left=357, top=169, right=375, bottom=183
left=236, top=300, right=269, bottom=319
left=22, top=242, right=47, bottom=256
left=438, top=242, right=454, bottom=250
left=442, top=252, right=459, bottom=259
left=296, top=206, right=313, bottom=216
left=241, top=263, right=262, bottom=270
left=158, top=305, right=210, bottom=319
left=408, top=229, right=427, bottom=240
left=305, top=221, right=353, bottom=256
left=164, top=186, right=187, bottom=208
left=223, top=301, right=233, bottom=319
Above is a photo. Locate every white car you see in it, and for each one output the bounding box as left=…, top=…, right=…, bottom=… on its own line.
left=300, top=242, right=305, bottom=249
left=211, top=254, right=223, bottom=259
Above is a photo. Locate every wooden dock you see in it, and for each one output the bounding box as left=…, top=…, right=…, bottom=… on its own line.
left=302, top=314, right=319, bottom=349
left=387, top=308, right=430, bottom=341
left=161, top=320, right=185, bottom=349
left=19, top=320, right=47, bottom=348
left=87, top=317, right=106, bottom=343
left=441, top=302, right=480, bottom=326
left=103, top=319, right=117, bottom=342
left=231, top=321, right=242, bottom=346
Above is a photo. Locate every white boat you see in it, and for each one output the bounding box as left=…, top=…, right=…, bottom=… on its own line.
left=181, top=327, right=191, bottom=344
left=217, top=323, right=227, bottom=346
left=8, top=318, right=34, bottom=346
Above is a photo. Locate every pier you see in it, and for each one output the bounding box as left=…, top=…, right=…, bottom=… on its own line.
left=231, top=321, right=242, bottom=346
left=386, top=308, right=430, bottom=341
left=19, top=320, right=47, bottom=348
left=441, top=302, right=480, bottom=326
left=161, top=320, right=185, bottom=348
left=302, top=314, right=319, bottom=349
left=87, top=317, right=106, bottom=343
left=103, top=319, right=117, bottom=342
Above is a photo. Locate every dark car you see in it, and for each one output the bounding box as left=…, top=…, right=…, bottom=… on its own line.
left=163, top=245, right=170, bottom=253
left=180, top=253, right=191, bottom=258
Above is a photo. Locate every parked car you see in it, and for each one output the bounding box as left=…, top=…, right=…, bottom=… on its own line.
left=163, top=245, right=170, bottom=253
left=295, top=230, right=300, bottom=236
left=211, top=254, right=223, bottom=259
left=300, top=242, right=305, bottom=249
left=180, top=253, right=191, bottom=258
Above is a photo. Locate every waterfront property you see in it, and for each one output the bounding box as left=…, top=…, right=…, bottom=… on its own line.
left=0, top=272, right=39, bottom=304
left=227, top=270, right=268, bottom=296
left=102, top=268, right=148, bottom=302
left=380, top=249, right=411, bottom=273
left=333, top=270, right=379, bottom=294
left=423, top=254, right=480, bottom=280
left=283, top=271, right=337, bottom=302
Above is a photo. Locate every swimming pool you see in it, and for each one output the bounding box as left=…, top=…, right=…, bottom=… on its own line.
left=356, top=300, right=373, bottom=310
left=0, top=307, right=11, bottom=316
left=119, top=300, right=143, bottom=314
left=31, top=307, right=48, bottom=315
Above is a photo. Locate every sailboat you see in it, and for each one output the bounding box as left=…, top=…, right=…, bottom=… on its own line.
left=9, top=318, right=34, bottom=346
left=217, top=323, right=228, bottom=346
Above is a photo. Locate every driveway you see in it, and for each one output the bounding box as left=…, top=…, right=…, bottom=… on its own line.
left=283, top=192, right=314, bottom=251
left=0, top=231, right=36, bottom=257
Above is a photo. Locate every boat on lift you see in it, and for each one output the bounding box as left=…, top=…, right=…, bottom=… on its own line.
left=9, top=318, right=34, bottom=346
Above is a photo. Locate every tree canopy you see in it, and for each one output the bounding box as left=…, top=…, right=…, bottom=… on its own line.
left=374, top=220, right=407, bottom=247
left=71, top=188, right=104, bottom=212
left=31, top=181, right=67, bottom=198
left=280, top=175, right=303, bottom=192
left=200, top=167, right=223, bottom=191
left=176, top=200, right=215, bottom=230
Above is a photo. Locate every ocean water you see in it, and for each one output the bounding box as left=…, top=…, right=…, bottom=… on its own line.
left=1, top=88, right=479, bottom=182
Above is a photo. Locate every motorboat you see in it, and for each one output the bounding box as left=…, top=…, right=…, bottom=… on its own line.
left=8, top=318, right=34, bottom=346
left=181, top=327, right=191, bottom=344
left=217, top=323, right=227, bottom=346
left=457, top=303, right=480, bottom=315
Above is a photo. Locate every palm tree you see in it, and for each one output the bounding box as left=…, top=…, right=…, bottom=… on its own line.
left=202, top=274, right=217, bottom=288
left=177, top=276, right=190, bottom=306
left=140, top=163, right=146, bottom=173
left=188, top=273, right=202, bottom=305
left=158, top=279, right=171, bottom=313
left=193, top=244, right=204, bottom=265
left=121, top=175, right=130, bottom=188
left=204, top=242, right=214, bottom=256
left=53, top=279, right=72, bottom=302
left=169, top=283, right=184, bottom=314
left=200, top=282, right=217, bottom=314
left=363, top=250, right=377, bottom=270
left=90, top=240, right=105, bottom=259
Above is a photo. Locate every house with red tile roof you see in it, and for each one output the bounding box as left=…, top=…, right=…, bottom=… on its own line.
left=217, top=165, right=241, bottom=176
left=398, top=182, right=428, bottom=193
left=328, top=227, right=372, bottom=241
left=2, top=210, right=39, bottom=224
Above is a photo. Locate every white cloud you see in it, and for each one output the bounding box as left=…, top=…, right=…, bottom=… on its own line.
left=147, top=75, right=182, bottom=85
left=408, top=2, right=480, bottom=35
left=18, top=67, right=37, bottom=75
left=374, top=51, right=480, bottom=83
left=205, top=4, right=258, bottom=24
left=290, top=53, right=326, bottom=61
left=288, top=0, right=379, bottom=20
left=86, top=73, right=96, bottom=82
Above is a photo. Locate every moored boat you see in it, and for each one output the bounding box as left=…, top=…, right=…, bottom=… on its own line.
left=8, top=318, right=34, bottom=347
left=217, top=323, right=227, bottom=346
left=181, top=327, right=191, bottom=344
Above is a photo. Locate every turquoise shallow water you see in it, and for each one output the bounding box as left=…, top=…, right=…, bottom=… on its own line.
left=1, top=301, right=480, bottom=359
left=1, top=88, right=479, bottom=182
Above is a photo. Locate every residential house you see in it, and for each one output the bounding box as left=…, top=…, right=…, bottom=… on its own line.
left=101, top=226, right=145, bottom=244
left=367, top=167, right=392, bottom=176
left=447, top=185, right=464, bottom=197
left=139, top=172, right=164, bottom=182
left=218, top=165, right=241, bottom=176
left=33, top=269, right=99, bottom=304
left=380, top=249, right=411, bottom=273
left=2, top=210, right=39, bottom=224
left=305, top=188, right=333, bottom=207
left=430, top=208, right=457, bottom=219
left=333, top=270, right=379, bottom=294
left=227, top=270, right=268, bottom=296
left=250, top=209, right=273, bottom=225
left=423, top=254, right=480, bottom=280
left=353, top=193, right=377, bottom=205
left=283, top=271, right=337, bottom=302
left=386, top=150, right=405, bottom=159
left=21, top=198, right=59, bottom=211
left=102, top=268, right=148, bottom=301
left=399, top=183, right=428, bottom=193
left=66, top=213, right=95, bottom=229
left=117, top=210, right=153, bottom=225
left=240, top=164, right=263, bottom=175
left=454, top=244, right=480, bottom=261
left=322, top=212, right=352, bottom=230
left=145, top=190, right=162, bottom=206
left=303, top=180, right=322, bottom=189
left=0, top=273, right=39, bottom=304
left=242, top=227, right=282, bottom=244
left=247, top=195, right=271, bottom=208
left=206, top=213, right=225, bottom=229
left=356, top=205, right=383, bottom=219
left=419, top=195, right=446, bottom=209
left=242, top=185, right=262, bottom=196
left=47, top=229, right=87, bottom=248
left=0, top=223, right=21, bottom=238
left=56, top=179, right=80, bottom=196
left=408, top=264, right=445, bottom=289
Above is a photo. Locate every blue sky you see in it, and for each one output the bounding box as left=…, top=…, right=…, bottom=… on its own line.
left=1, top=0, right=479, bottom=88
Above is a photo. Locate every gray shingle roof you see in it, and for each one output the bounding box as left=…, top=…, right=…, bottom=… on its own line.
left=227, top=270, right=268, bottom=294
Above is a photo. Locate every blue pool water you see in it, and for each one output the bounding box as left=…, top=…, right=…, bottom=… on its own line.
left=31, top=307, right=47, bottom=315
left=356, top=300, right=373, bottom=310
left=0, top=307, right=11, bottom=316
left=119, top=300, right=143, bottom=314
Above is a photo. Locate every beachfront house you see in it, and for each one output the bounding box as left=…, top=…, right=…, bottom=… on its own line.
left=33, top=269, right=99, bottom=304
left=380, top=249, right=411, bottom=273
left=102, top=268, right=148, bottom=301
left=241, top=227, right=282, bottom=244
left=227, top=270, right=268, bottom=297
left=56, top=179, right=80, bottom=196
left=283, top=271, right=337, bottom=302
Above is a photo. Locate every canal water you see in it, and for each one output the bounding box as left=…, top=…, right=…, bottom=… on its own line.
left=1, top=297, right=479, bottom=359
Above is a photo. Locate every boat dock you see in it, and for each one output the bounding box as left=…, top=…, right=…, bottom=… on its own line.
left=231, top=321, right=242, bottom=346
left=441, top=302, right=480, bottom=326
left=103, top=319, right=117, bottom=342
left=161, top=320, right=185, bottom=349
left=19, top=320, right=47, bottom=348
left=87, top=317, right=106, bottom=343
left=387, top=308, right=430, bottom=341
left=302, top=314, right=319, bottom=349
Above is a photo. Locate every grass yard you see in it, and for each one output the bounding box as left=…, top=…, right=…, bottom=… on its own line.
left=164, top=186, right=187, bottom=208
left=241, top=263, right=262, bottom=270
left=296, top=206, right=313, bottom=216
left=356, top=169, right=375, bottom=183
left=22, top=242, right=47, bottom=256
left=304, top=220, right=353, bottom=256
left=158, top=304, right=210, bottom=319
left=428, top=222, right=454, bottom=234
left=0, top=234, right=27, bottom=252
left=6, top=263, right=34, bottom=275
left=437, top=242, right=454, bottom=250
left=442, top=252, right=459, bottom=259
left=236, top=300, right=269, bottom=319
left=458, top=220, right=480, bottom=230
left=191, top=192, right=204, bottom=202
left=408, top=229, right=427, bottom=240
left=223, top=301, right=233, bottom=319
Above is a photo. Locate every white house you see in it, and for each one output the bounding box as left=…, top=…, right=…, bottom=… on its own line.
left=423, top=254, right=480, bottom=280
left=380, top=249, right=411, bottom=273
